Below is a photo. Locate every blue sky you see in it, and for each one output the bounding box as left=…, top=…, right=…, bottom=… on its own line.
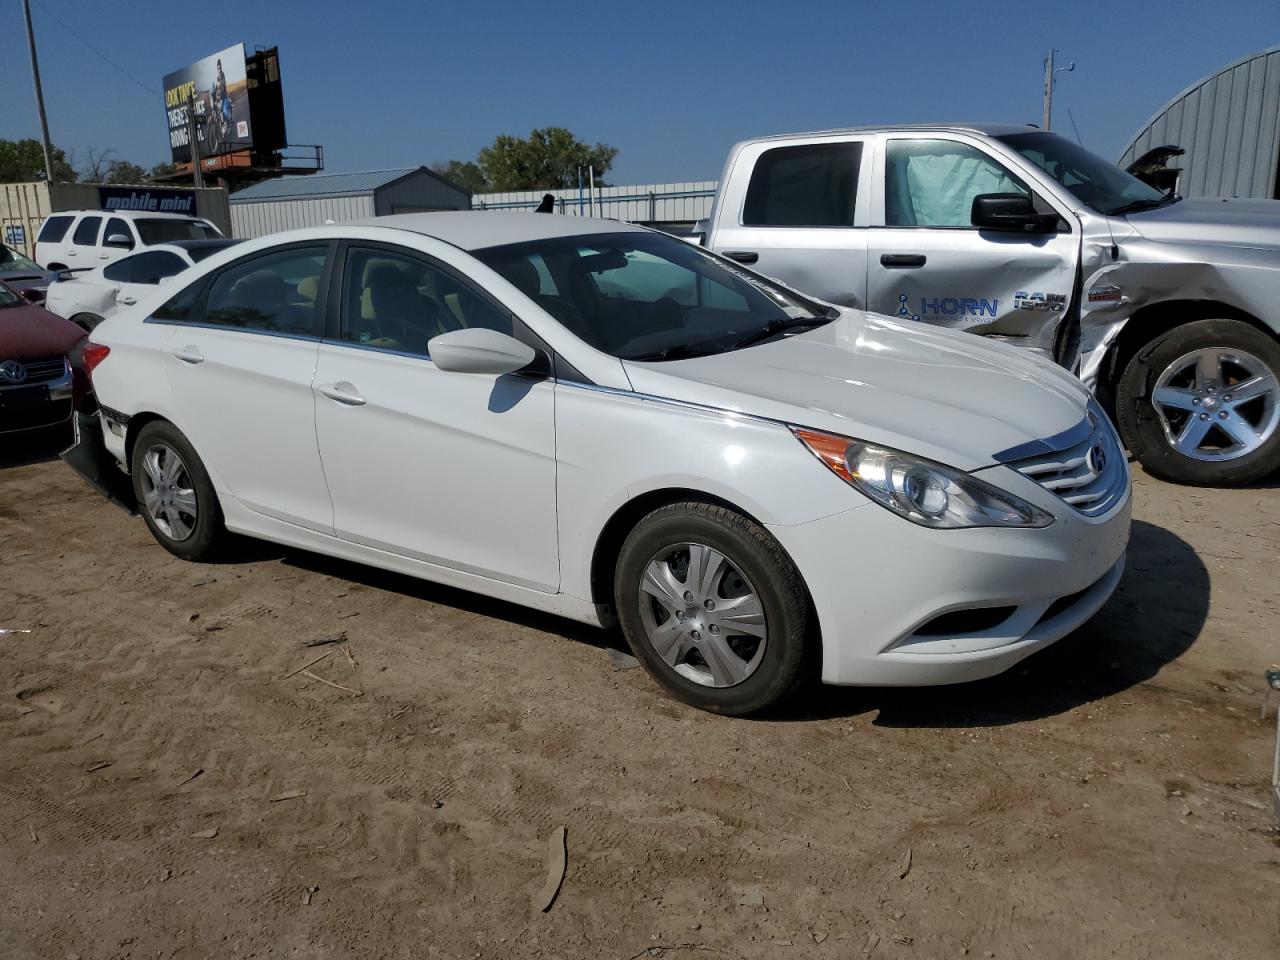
left=3, top=0, right=1277, bottom=184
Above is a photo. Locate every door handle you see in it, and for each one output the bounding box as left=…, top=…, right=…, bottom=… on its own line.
left=317, top=381, right=367, bottom=406
left=723, top=251, right=759, bottom=264
left=880, top=253, right=927, bottom=268
left=117, top=295, right=137, bottom=305
left=170, top=345, right=204, bottom=365
left=99, top=253, right=110, bottom=260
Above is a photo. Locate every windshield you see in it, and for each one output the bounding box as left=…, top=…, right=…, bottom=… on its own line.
left=474, top=231, right=831, bottom=361
left=997, top=132, right=1168, bottom=215
left=0, top=245, right=41, bottom=271
left=136, top=219, right=222, bottom=245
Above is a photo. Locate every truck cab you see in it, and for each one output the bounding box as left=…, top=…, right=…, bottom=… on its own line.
left=702, top=124, right=1280, bottom=486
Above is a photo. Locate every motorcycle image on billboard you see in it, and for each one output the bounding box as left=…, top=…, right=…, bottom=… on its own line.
left=163, top=44, right=252, bottom=163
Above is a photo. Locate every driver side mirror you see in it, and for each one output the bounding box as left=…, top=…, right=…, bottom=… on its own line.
left=428, top=327, right=538, bottom=376
left=970, top=194, right=1060, bottom=234
left=105, top=233, right=135, bottom=249
left=18, top=287, right=44, bottom=304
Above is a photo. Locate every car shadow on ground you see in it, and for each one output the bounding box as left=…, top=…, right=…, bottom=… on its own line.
left=0, top=428, right=69, bottom=470
left=278, top=550, right=612, bottom=650
left=778, top=518, right=1209, bottom=726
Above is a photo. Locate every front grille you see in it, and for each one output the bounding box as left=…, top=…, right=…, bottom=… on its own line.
left=0, top=356, right=68, bottom=386
left=1011, top=406, right=1128, bottom=517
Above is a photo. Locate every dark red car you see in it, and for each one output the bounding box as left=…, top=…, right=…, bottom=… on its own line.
left=0, top=279, right=88, bottom=436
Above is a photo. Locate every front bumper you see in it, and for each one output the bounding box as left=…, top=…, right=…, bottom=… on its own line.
left=0, top=366, right=74, bottom=434
left=770, top=471, right=1131, bottom=686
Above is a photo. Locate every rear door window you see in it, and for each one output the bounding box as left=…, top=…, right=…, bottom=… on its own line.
left=128, top=251, right=188, bottom=284
left=202, top=246, right=328, bottom=336
left=38, top=215, right=74, bottom=243
left=72, top=216, right=103, bottom=247
left=103, top=257, right=135, bottom=283
left=743, top=142, right=862, bottom=227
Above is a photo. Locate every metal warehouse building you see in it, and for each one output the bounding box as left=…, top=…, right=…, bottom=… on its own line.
left=229, top=167, right=471, bottom=238
left=1120, top=45, right=1280, bottom=199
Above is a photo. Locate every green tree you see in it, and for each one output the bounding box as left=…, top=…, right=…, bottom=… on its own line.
left=476, top=127, right=617, bottom=191
left=430, top=160, right=488, bottom=194
left=148, top=161, right=180, bottom=180
left=105, top=161, right=148, bottom=184
left=0, top=138, right=76, bottom=182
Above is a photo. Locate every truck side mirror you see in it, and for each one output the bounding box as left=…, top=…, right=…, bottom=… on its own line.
left=971, top=194, right=1060, bottom=234
left=105, top=233, right=135, bottom=249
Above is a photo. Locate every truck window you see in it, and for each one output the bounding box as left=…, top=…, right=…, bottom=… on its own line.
left=886, top=139, right=1028, bottom=228
left=37, top=215, right=74, bottom=243
left=743, top=143, right=861, bottom=227
left=72, top=216, right=103, bottom=247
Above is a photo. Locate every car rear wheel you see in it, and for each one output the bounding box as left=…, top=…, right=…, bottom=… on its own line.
left=130, top=421, right=227, bottom=561
left=614, top=501, right=814, bottom=716
left=1116, top=319, right=1280, bottom=485
left=70, top=313, right=103, bottom=333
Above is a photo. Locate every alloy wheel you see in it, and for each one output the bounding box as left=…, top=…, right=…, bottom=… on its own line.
left=139, top=443, right=198, bottom=541
left=637, top=542, right=768, bottom=688
left=1150, top=347, right=1279, bottom=462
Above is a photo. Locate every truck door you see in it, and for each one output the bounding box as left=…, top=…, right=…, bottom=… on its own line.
left=865, top=136, right=1078, bottom=360
left=709, top=138, right=871, bottom=309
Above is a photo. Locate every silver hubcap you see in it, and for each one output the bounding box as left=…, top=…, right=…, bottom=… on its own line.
left=140, top=443, right=198, bottom=541
left=1151, top=347, right=1279, bottom=461
left=637, top=542, right=767, bottom=688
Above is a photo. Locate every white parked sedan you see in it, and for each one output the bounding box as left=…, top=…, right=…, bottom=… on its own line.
left=68, top=213, right=1130, bottom=715
left=44, top=239, right=239, bottom=331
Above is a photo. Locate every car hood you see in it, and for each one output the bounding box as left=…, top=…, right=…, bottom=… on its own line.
left=0, top=266, right=56, bottom=291
left=0, top=303, right=86, bottom=361
left=621, top=311, right=1090, bottom=471
left=1124, top=197, right=1280, bottom=249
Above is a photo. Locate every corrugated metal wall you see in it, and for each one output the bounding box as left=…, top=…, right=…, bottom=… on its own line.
left=374, top=175, right=470, bottom=215
left=0, top=182, right=51, bottom=257
left=230, top=194, right=375, bottom=238
left=473, top=181, right=718, bottom=224
left=1119, top=46, right=1280, bottom=199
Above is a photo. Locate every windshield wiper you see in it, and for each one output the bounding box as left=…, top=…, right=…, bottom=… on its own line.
left=624, top=343, right=719, bottom=362
left=1107, top=193, right=1180, bottom=216
left=731, top=314, right=833, bottom=350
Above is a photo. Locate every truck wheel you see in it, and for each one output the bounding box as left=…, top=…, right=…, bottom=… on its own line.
left=613, top=501, right=815, bottom=716
left=1116, top=319, right=1280, bottom=485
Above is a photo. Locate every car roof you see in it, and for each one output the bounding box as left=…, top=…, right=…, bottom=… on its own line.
left=165, top=239, right=240, bottom=252
left=353, top=211, right=649, bottom=251
left=732, top=122, right=1041, bottom=147
left=48, top=210, right=209, bottom=221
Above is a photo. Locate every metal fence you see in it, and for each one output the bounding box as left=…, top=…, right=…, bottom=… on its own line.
left=472, top=181, right=717, bottom=225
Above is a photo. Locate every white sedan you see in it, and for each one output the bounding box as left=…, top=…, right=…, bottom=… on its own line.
left=44, top=239, right=239, bottom=331
left=69, top=213, right=1130, bottom=715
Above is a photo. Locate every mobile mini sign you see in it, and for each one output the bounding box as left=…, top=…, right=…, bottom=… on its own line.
left=98, top=187, right=197, bottom=215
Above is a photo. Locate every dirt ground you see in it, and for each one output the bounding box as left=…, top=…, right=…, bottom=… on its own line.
left=1, top=430, right=1277, bottom=960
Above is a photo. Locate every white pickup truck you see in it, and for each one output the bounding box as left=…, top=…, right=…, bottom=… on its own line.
left=697, top=123, right=1280, bottom=486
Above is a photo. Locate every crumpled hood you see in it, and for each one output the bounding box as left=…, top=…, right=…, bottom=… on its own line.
left=1125, top=197, right=1280, bottom=249
left=622, top=311, right=1090, bottom=471
left=0, top=303, right=85, bottom=361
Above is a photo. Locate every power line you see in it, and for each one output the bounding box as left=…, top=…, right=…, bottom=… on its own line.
left=31, top=0, right=159, bottom=101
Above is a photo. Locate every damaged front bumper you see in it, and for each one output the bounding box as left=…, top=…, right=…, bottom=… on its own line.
left=61, top=411, right=137, bottom=515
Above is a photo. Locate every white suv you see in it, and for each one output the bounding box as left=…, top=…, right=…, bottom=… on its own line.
left=34, top=210, right=223, bottom=273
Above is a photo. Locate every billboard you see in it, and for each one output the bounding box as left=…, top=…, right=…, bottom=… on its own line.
left=163, top=44, right=252, bottom=163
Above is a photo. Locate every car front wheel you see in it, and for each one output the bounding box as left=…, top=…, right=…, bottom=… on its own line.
left=614, top=501, right=814, bottom=716
left=130, top=421, right=227, bottom=561
left=1116, top=318, right=1280, bottom=486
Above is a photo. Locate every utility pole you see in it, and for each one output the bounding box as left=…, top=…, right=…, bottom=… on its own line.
left=186, top=91, right=205, bottom=189
left=20, top=0, right=56, bottom=182
left=1042, top=49, right=1075, bottom=132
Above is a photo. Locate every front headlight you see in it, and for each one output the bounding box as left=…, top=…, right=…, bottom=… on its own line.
left=792, top=427, right=1054, bottom=529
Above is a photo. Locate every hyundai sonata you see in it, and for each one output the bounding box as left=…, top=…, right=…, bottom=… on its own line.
left=68, top=213, right=1130, bottom=715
